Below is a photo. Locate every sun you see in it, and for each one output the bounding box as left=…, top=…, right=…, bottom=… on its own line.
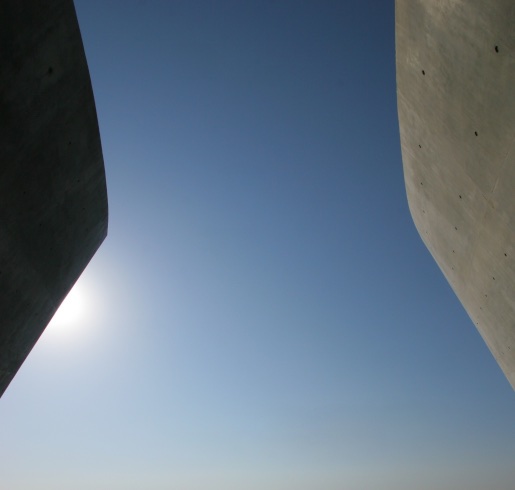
left=48, top=283, right=86, bottom=331
left=43, top=273, right=107, bottom=345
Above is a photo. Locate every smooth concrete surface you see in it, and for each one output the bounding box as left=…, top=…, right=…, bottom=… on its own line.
left=0, top=1, right=108, bottom=397
left=396, top=0, right=515, bottom=389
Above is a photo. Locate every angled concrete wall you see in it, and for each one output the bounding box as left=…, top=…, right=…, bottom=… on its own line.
left=396, top=0, right=515, bottom=388
left=0, top=1, right=108, bottom=397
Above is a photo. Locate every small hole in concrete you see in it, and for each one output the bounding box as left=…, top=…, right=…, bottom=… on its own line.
left=418, top=144, right=422, bottom=148
left=504, top=253, right=507, bottom=257
left=493, top=277, right=495, bottom=280
left=455, top=226, right=458, bottom=230
left=459, top=195, right=462, bottom=199
left=452, top=250, right=455, bottom=253
left=421, top=70, right=425, bottom=75
left=495, top=45, right=499, bottom=53
left=420, top=182, right=423, bottom=186
left=474, top=131, right=478, bottom=136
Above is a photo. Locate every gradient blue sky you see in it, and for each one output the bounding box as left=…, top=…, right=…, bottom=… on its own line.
left=1, top=2, right=514, bottom=489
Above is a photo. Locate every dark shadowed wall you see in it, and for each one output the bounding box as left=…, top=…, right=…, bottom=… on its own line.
left=0, top=0, right=108, bottom=397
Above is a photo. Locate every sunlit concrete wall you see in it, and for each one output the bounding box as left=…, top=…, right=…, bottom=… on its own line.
left=396, top=0, right=515, bottom=389
left=0, top=1, right=108, bottom=397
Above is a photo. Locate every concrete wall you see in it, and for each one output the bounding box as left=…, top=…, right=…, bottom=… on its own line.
left=0, top=1, right=108, bottom=397
left=396, top=0, right=515, bottom=389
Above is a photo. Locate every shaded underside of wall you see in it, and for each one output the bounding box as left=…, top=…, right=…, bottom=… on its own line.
left=0, top=1, right=108, bottom=397
left=396, top=0, right=515, bottom=389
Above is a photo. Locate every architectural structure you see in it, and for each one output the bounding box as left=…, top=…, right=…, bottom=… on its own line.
left=0, top=1, right=108, bottom=397
left=396, top=0, right=515, bottom=388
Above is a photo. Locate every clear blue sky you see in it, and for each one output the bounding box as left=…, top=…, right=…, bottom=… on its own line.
left=1, top=2, right=514, bottom=489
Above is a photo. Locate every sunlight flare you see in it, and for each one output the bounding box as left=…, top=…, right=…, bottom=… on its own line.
left=48, top=283, right=87, bottom=331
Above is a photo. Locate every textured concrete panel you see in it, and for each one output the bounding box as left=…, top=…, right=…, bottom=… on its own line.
left=396, top=0, right=515, bottom=388
left=0, top=1, right=108, bottom=396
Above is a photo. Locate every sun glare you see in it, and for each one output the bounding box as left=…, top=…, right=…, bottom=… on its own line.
left=43, top=271, right=109, bottom=345
left=48, top=283, right=86, bottom=331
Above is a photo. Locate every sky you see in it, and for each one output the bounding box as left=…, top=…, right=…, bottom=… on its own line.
left=1, top=1, right=514, bottom=489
